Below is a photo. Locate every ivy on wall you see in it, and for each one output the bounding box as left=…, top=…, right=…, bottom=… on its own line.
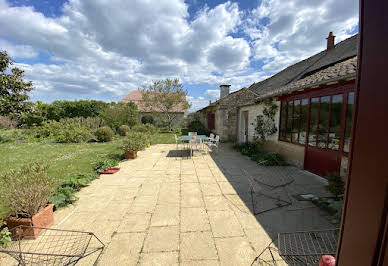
left=254, top=98, right=278, bottom=142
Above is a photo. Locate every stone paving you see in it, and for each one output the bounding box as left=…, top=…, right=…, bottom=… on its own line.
left=1, top=144, right=335, bottom=265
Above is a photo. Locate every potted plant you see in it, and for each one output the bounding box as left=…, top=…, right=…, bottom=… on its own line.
left=121, top=132, right=147, bottom=159
left=0, top=162, right=58, bottom=239
left=325, top=173, right=345, bottom=199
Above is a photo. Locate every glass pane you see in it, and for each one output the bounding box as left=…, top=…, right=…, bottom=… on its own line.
left=292, top=100, right=300, bottom=143
left=309, top=98, right=319, bottom=146
left=299, top=99, right=308, bottom=144
left=280, top=101, right=287, bottom=140
left=286, top=101, right=293, bottom=141
left=318, top=96, right=330, bottom=148
left=344, top=92, right=355, bottom=152
left=328, top=94, right=343, bottom=150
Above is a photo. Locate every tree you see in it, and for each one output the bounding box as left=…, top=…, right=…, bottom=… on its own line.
left=0, top=51, right=34, bottom=119
left=99, top=102, right=139, bottom=130
left=141, top=78, right=190, bottom=130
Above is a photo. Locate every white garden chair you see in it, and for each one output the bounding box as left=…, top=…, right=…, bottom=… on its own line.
left=174, top=134, right=183, bottom=150
left=206, top=135, right=220, bottom=153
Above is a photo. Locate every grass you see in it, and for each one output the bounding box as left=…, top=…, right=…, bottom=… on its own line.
left=150, top=132, right=181, bottom=145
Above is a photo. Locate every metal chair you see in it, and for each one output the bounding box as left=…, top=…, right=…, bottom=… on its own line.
left=174, top=134, right=183, bottom=150
left=206, top=135, right=220, bottom=153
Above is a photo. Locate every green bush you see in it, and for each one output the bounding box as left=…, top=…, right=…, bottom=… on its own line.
left=118, top=125, right=130, bottom=136
left=100, top=102, right=139, bottom=130
left=185, top=120, right=210, bottom=136
left=95, top=126, right=114, bottom=142
left=121, top=132, right=148, bottom=152
left=0, top=222, right=11, bottom=248
left=94, top=159, right=119, bottom=173
left=0, top=162, right=58, bottom=218
left=325, top=173, right=345, bottom=198
left=141, top=114, right=154, bottom=125
left=132, top=123, right=158, bottom=135
left=60, top=117, right=105, bottom=133
left=55, top=124, right=92, bottom=143
left=251, top=152, right=287, bottom=166
left=233, top=142, right=259, bottom=157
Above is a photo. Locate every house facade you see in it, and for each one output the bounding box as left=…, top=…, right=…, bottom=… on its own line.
left=122, top=90, right=187, bottom=126
left=198, top=33, right=358, bottom=177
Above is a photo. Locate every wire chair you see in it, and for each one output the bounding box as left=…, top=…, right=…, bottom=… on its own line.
left=0, top=226, right=105, bottom=266
left=252, top=229, right=339, bottom=266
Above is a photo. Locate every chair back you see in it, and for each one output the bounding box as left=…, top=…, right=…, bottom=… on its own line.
left=188, top=132, right=197, bottom=136
left=209, top=133, right=215, bottom=139
left=214, top=135, right=220, bottom=143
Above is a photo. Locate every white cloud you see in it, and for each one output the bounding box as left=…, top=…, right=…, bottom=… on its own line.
left=0, top=0, right=358, bottom=108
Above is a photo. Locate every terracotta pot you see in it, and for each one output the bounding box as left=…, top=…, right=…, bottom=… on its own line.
left=100, top=167, right=120, bottom=174
left=125, top=151, right=137, bottom=159
left=5, top=204, right=54, bottom=239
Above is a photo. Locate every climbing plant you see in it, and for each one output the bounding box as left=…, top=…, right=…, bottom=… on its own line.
left=254, top=98, right=278, bottom=143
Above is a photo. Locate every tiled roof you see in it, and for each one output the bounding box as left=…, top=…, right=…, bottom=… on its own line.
left=122, top=90, right=186, bottom=113
left=248, top=34, right=358, bottom=97
left=258, top=56, right=357, bottom=100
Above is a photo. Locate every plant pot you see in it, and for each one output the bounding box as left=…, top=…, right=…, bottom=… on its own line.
left=100, top=167, right=120, bottom=174
left=124, top=151, right=137, bottom=159
left=5, top=204, right=54, bottom=239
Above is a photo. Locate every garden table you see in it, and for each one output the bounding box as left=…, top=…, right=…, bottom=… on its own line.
left=180, top=135, right=208, bottom=156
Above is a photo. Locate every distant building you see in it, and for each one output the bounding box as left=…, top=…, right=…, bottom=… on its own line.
left=122, top=90, right=187, bottom=126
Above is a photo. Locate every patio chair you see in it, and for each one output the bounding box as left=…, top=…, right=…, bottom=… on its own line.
left=206, top=135, right=220, bottom=153
left=0, top=226, right=105, bottom=266
left=174, top=134, right=183, bottom=150
left=252, top=229, right=339, bottom=266
left=188, top=132, right=197, bottom=136
left=189, top=135, right=201, bottom=157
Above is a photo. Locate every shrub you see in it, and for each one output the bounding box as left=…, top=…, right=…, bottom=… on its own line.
left=55, top=124, right=92, bottom=143
left=0, top=222, right=11, bottom=248
left=325, top=173, right=345, bottom=198
left=132, top=124, right=158, bottom=135
left=121, top=132, right=148, bottom=151
left=0, top=162, right=58, bottom=218
left=95, top=126, right=114, bottom=142
left=141, top=115, right=154, bottom=125
left=0, top=116, right=19, bottom=129
left=233, top=142, right=259, bottom=157
left=100, top=102, right=139, bottom=130
left=118, top=125, right=130, bottom=136
left=185, top=120, right=210, bottom=136
left=94, top=159, right=119, bottom=173
left=60, top=117, right=105, bottom=133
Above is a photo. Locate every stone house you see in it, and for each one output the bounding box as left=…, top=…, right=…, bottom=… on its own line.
left=122, top=90, right=187, bottom=126
left=197, top=85, right=257, bottom=141
left=198, top=33, right=358, bottom=177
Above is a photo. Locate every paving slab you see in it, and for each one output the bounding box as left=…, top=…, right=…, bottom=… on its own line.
left=143, top=226, right=179, bottom=252
left=139, top=251, right=179, bottom=266
left=207, top=210, right=244, bottom=237
left=181, top=208, right=211, bottom=232
left=180, top=232, right=218, bottom=261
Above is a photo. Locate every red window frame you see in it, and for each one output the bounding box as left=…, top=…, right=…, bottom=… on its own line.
left=277, top=80, right=355, bottom=155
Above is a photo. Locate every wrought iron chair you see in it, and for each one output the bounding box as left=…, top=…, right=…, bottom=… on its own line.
left=0, top=226, right=105, bottom=266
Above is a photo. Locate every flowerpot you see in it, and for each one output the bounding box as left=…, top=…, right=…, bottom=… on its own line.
left=5, top=204, right=54, bottom=239
left=100, top=167, right=120, bottom=174
left=125, top=151, right=137, bottom=159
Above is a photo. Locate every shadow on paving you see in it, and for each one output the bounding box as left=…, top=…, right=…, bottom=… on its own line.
left=207, top=143, right=336, bottom=261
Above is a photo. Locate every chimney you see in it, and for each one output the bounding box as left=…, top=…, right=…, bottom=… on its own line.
left=220, top=84, right=231, bottom=99
left=209, top=100, right=211, bottom=105
left=326, top=32, right=335, bottom=50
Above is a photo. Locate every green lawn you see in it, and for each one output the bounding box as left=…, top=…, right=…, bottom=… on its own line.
left=150, top=132, right=180, bottom=144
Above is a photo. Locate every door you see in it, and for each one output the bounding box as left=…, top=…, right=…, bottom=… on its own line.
left=243, top=111, right=249, bottom=142
left=303, top=92, right=355, bottom=176
left=207, top=113, right=215, bottom=130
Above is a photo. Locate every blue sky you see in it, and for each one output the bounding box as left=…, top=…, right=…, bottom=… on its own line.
left=0, top=0, right=358, bottom=111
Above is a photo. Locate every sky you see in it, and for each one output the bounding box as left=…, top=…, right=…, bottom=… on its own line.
left=0, top=0, right=358, bottom=111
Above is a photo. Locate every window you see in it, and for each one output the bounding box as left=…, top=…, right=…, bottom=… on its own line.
left=318, top=96, right=330, bottom=148
left=328, top=94, right=343, bottom=150
left=299, top=99, right=309, bottom=144
left=309, top=98, right=320, bottom=146
left=280, top=101, right=287, bottom=139
left=344, top=92, right=355, bottom=152
left=292, top=100, right=300, bottom=142
left=286, top=101, right=293, bottom=141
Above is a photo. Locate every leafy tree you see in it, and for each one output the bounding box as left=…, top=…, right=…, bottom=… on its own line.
left=141, top=78, right=190, bottom=130
left=99, top=102, right=139, bottom=130
left=0, top=51, right=34, bottom=119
